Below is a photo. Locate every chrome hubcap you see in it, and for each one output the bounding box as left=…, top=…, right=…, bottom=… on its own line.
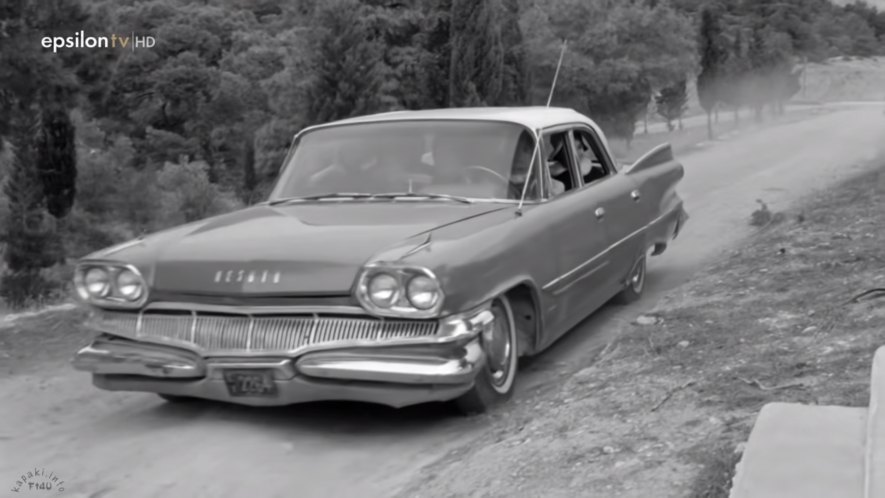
left=630, top=258, right=646, bottom=293
left=483, top=303, right=512, bottom=387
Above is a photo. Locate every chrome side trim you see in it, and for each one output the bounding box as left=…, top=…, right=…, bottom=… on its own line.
left=543, top=209, right=673, bottom=291
left=549, top=261, right=610, bottom=296
left=401, top=233, right=432, bottom=259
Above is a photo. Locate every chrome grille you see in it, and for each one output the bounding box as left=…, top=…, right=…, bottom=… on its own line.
left=90, top=310, right=439, bottom=355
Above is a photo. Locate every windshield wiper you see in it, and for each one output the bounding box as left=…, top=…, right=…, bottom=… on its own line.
left=268, top=193, right=375, bottom=205
left=370, top=192, right=473, bottom=204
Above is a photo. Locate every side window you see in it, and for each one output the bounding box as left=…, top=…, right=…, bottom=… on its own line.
left=542, top=130, right=579, bottom=197
left=572, top=128, right=611, bottom=185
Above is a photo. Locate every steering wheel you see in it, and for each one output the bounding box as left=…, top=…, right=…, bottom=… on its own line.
left=464, top=165, right=523, bottom=200
left=464, top=165, right=509, bottom=186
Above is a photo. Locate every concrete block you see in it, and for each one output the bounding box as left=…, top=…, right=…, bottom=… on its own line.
left=730, top=402, right=866, bottom=498
left=865, top=346, right=885, bottom=498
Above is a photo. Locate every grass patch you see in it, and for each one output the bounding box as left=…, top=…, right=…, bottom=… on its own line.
left=0, top=303, right=92, bottom=376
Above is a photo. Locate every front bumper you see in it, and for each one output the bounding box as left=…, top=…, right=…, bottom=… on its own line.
left=72, top=312, right=492, bottom=408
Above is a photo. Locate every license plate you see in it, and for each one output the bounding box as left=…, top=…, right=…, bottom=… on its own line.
left=222, top=370, right=278, bottom=397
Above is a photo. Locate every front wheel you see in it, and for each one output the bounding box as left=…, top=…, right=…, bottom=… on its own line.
left=455, top=296, right=519, bottom=415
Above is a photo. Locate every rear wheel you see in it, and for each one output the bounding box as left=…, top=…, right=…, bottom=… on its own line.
left=455, top=296, right=518, bottom=415
left=613, top=254, right=646, bottom=304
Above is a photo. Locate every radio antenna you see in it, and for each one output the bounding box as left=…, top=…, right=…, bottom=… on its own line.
left=546, top=40, right=568, bottom=107
left=518, top=40, right=568, bottom=215
left=517, top=41, right=568, bottom=215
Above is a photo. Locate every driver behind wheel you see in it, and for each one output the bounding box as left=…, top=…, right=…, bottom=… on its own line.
left=428, top=136, right=469, bottom=184
left=508, top=132, right=541, bottom=199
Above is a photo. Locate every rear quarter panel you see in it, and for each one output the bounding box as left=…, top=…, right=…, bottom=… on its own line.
left=625, top=145, right=686, bottom=248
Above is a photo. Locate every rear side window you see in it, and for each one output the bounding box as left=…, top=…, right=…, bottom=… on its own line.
left=572, top=128, right=611, bottom=185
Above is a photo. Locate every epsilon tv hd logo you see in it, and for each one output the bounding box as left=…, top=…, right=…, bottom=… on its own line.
left=41, top=31, right=156, bottom=53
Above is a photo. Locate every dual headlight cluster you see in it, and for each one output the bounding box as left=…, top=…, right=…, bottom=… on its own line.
left=73, top=263, right=148, bottom=308
left=357, top=265, right=444, bottom=318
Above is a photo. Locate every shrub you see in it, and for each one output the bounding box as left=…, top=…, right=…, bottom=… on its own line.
left=156, top=159, right=242, bottom=225
left=0, top=263, right=73, bottom=310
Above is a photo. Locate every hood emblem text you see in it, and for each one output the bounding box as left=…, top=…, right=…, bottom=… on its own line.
left=214, top=270, right=282, bottom=284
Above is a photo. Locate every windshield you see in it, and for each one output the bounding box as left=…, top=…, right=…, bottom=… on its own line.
left=270, top=120, right=541, bottom=202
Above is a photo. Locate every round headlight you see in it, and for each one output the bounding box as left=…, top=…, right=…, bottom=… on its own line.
left=367, top=273, right=400, bottom=308
left=115, top=269, right=144, bottom=301
left=406, top=275, right=441, bottom=310
left=83, top=267, right=111, bottom=298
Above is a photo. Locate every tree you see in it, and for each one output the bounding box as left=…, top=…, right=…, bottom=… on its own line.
left=720, top=28, right=751, bottom=124
left=0, top=113, right=63, bottom=308
left=696, top=7, right=728, bottom=139
left=499, top=0, right=530, bottom=105
left=421, top=0, right=453, bottom=107
left=656, top=79, right=688, bottom=131
left=0, top=0, right=85, bottom=305
left=535, top=0, right=694, bottom=145
left=743, top=26, right=795, bottom=121
left=305, top=0, right=388, bottom=123
left=35, top=102, right=78, bottom=219
left=448, top=0, right=505, bottom=106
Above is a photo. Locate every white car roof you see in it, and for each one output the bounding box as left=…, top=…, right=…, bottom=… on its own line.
left=296, top=106, right=611, bottom=147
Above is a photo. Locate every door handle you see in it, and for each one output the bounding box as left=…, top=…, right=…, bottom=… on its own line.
left=631, top=190, right=641, bottom=201
left=594, top=207, right=605, bottom=219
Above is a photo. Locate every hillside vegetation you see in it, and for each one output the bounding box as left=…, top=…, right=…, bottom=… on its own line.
left=803, top=55, right=885, bottom=101
left=0, top=0, right=884, bottom=308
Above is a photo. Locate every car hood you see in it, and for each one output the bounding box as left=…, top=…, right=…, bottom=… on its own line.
left=98, top=202, right=508, bottom=296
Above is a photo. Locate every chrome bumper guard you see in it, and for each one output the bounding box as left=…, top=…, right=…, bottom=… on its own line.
left=73, top=308, right=495, bottom=387
left=72, top=338, right=206, bottom=378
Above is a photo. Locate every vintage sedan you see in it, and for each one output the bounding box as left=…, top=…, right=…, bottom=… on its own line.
left=72, top=106, right=688, bottom=414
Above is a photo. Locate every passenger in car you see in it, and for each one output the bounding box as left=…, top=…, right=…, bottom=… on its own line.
left=508, top=132, right=542, bottom=199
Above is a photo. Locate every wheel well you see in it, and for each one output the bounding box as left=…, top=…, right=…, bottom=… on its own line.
left=505, top=284, right=540, bottom=357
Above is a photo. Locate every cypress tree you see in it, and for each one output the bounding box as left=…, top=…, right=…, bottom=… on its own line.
left=696, top=7, right=727, bottom=139
left=498, top=0, right=530, bottom=105
left=306, top=0, right=387, bottom=123
left=422, top=0, right=453, bottom=107
left=655, top=79, right=688, bottom=132
left=35, top=100, right=77, bottom=219
left=448, top=0, right=505, bottom=106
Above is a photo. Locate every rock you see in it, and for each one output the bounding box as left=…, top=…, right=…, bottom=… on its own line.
left=735, top=442, right=747, bottom=455
left=678, top=340, right=690, bottom=348
left=636, top=315, right=659, bottom=326
left=603, top=446, right=617, bottom=454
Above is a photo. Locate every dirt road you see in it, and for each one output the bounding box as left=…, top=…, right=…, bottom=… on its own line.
left=2, top=105, right=885, bottom=498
